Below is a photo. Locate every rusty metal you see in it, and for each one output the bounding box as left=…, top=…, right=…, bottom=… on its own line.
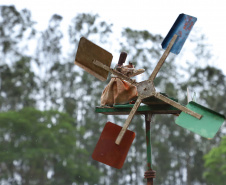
left=145, top=114, right=156, bottom=185
left=92, top=122, right=135, bottom=169
left=145, top=114, right=152, bottom=170
left=144, top=170, right=156, bottom=179
left=144, top=170, right=156, bottom=185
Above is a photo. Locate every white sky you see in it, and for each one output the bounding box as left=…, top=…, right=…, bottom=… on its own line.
left=1, top=0, right=226, bottom=74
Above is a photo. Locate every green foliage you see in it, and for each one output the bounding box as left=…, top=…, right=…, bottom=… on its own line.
left=0, top=108, right=101, bottom=184
left=203, top=137, right=226, bottom=185
left=0, top=57, right=37, bottom=110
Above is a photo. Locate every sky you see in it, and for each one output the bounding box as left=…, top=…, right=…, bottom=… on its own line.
left=1, top=0, right=226, bottom=74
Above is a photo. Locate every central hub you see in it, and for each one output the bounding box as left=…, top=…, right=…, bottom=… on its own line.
left=137, top=80, right=156, bottom=98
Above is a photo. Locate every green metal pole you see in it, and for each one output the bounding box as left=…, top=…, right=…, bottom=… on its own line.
left=145, top=114, right=152, bottom=170
left=144, top=114, right=156, bottom=185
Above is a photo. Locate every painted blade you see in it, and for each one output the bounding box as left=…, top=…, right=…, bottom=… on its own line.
left=161, top=13, right=197, bottom=55
left=92, top=122, right=135, bottom=169
left=175, top=101, right=225, bottom=139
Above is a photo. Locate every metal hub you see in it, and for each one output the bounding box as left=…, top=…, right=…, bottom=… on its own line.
left=137, top=80, right=156, bottom=99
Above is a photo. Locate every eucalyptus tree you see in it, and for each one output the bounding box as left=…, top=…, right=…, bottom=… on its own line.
left=0, top=57, right=38, bottom=111
left=0, top=5, right=36, bottom=64
left=35, top=14, right=64, bottom=110
left=0, top=108, right=101, bottom=185
left=0, top=6, right=37, bottom=111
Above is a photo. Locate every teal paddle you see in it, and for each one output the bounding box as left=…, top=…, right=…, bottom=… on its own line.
left=175, top=101, right=225, bottom=139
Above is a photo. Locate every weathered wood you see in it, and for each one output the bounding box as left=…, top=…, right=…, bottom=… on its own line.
left=75, top=37, right=113, bottom=81
left=154, top=93, right=202, bottom=119
left=142, top=94, right=178, bottom=105
left=137, top=80, right=156, bottom=99
left=115, top=97, right=142, bottom=145
left=149, top=34, right=178, bottom=81
left=93, top=60, right=138, bottom=86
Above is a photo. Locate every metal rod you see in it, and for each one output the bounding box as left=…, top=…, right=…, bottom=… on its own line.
left=145, top=114, right=156, bottom=185
left=145, top=114, right=153, bottom=170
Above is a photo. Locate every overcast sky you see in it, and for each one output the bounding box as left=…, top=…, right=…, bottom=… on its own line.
left=1, top=0, right=226, bottom=74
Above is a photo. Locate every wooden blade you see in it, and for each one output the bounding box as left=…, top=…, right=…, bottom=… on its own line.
left=149, top=34, right=178, bottom=81
left=75, top=37, right=113, bottom=81
left=115, top=96, right=142, bottom=145
left=154, top=92, right=202, bottom=119
left=93, top=60, right=137, bottom=86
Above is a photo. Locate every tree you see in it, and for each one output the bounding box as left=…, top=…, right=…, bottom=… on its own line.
left=181, top=66, right=226, bottom=115
left=203, top=136, right=226, bottom=185
left=0, top=57, right=38, bottom=111
left=0, top=108, right=101, bottom=185
left=0, top=5, right=37, bottom=111
left=0, top=5, right=36, bottom=64
left=35, top=14, right=64, bottom=110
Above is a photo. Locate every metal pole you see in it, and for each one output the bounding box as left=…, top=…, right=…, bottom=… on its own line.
left=144, top=114, right=156, bottom=185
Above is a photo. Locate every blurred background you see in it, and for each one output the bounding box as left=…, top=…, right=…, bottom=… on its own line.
left=0, top=1, right=225, bottom=185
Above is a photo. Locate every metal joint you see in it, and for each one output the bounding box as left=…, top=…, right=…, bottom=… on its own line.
left=137, top=80, right=156, bottom=99
left=144, top=170, right=156, bottom=179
